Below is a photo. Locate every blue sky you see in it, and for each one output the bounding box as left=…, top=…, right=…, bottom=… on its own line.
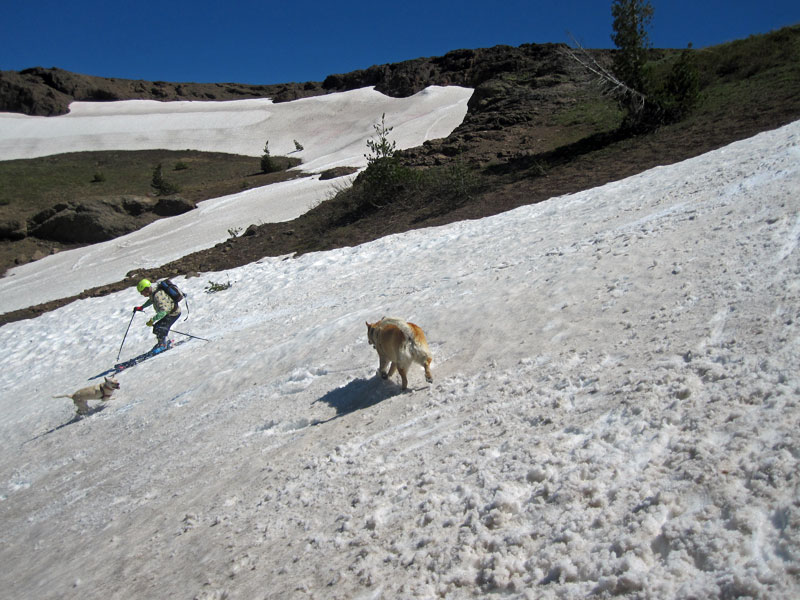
left=2, top=0, right=798, bottom=84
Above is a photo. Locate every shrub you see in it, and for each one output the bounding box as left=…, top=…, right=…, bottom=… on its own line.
left=260, top=141, right=280, bottom=174
left=151, top=163, right=180, bottom=196
left=205, top=280, right=232, bottom=293
left=365, top=113, right=397, bottom=165
left=655, top=48, right=701, bottom=121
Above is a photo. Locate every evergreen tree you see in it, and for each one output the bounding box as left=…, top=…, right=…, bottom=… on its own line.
left=610, top=0, right=654, bottom=124
left=151, top=163, right=179, bottom=196
left=260, top=141, right=276, bottom=174
left=611, top=0, right=654, bottom=92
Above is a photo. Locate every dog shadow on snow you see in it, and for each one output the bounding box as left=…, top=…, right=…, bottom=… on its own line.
left=24, top=405, right=108, bottom=445
left=312, top=376, right=407, bottom=422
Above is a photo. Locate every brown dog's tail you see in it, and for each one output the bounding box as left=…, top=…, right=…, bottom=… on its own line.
left=406, top=323, right=432, bottom=362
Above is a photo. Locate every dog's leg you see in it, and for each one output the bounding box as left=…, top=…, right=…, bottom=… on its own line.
left=73, top=399, right=90, bottom=415
left=398, top=366, right=408, bottom=390
left=423, top=358, right=433, bottom=384
left=378, top=355, right=390, bottom=379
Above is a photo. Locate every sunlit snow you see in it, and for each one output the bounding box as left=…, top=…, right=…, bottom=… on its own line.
left=0, top=91, right=798, bottom=599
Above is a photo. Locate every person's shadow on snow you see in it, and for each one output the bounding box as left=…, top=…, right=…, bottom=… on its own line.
left=312, top=376, right=402, bottom=420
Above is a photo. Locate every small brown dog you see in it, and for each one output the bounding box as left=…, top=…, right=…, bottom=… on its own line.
left=53, top=376, right=120, bottom=415
left=366, top=317, right=433, bottom=390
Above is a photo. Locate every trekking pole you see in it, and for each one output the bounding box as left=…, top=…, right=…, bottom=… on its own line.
left=117, top=310, right=137, bottom=360
left=171, top=329, right=210, bottom=342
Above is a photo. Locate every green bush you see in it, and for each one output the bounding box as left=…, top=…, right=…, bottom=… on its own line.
left=205, top=280, right=232, bottom=293
left=260, top=141, right=281, bottom=174
left=338, top=113, right=482, bottom=214
left=650, top=49, right=701, bottom=122
left=151, top=163, right=180, bottom=196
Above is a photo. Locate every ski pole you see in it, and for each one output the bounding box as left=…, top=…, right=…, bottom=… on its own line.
left=171, top=329, right=210, bottom=342
left=117, top=310, right=137, bottom=360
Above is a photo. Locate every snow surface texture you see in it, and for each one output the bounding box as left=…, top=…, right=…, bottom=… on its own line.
left=0, top=86, right=472, bottom=312
left=1, top=109, right=799, bottom=597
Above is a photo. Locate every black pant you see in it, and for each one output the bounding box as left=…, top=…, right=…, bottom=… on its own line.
left=153, top=313, right=180, bottom=344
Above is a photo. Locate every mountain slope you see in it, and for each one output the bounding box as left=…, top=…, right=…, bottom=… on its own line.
left=0, top=119, right=797, bottom=599
left=1, top=26, right=799, bottom=326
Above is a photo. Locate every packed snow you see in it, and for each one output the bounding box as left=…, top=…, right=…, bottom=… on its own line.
left=0, top=90, right=799, bottom=599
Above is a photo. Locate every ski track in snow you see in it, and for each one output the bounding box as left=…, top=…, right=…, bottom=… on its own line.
left=0, top=105, right=798, bottom=598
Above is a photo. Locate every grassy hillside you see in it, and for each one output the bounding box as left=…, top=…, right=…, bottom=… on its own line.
left=0, top=150, right=301, bottom=270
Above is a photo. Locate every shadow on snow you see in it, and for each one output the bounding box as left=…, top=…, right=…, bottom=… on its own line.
left=312, top=376, right=404, bottom=422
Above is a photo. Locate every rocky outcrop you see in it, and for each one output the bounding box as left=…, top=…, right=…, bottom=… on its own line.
left=153, top=196, right=196, bottom=217
left=319, top=167, right=359, bottom=180
left=1, top=43, right=602, bottom=117
left=0, top=67, right=327, bottom=116
left=25, top=196, right=194, bottom=244
left=0, top=219, right=27, bottom=241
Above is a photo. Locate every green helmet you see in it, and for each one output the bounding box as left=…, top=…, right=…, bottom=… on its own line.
left=136, top=279, right=152, bottom=293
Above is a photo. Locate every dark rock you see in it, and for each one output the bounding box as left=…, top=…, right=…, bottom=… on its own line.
left=121, top=196, right=158, bottom=216
left=0, top=219, right=27, bottom=241
left=27, top=199, right=141, bottom=243
left=153, top=196, right=196, bottom=216
left=319, top=167, right=359, bottom=180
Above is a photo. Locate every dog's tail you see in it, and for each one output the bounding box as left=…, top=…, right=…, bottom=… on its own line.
left=52, top=394, right=72, bottom=400
left=406, top=323, right=432, bottom=365
left=409, top=342, right=432, bottom=366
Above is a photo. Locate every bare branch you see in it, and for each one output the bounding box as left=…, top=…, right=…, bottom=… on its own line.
left=561, top=32, right=647, bottom=112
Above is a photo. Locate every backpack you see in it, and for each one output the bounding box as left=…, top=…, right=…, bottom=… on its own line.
left=158, top=279, right=184, bottom=305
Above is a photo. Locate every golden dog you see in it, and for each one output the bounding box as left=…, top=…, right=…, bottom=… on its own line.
left=366, top=317, right=433, bottom=390
left=53, top=376, right=120, bottom=415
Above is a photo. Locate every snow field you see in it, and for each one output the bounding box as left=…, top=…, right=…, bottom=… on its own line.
left=0, top=110, right=798, bottom=597
left=0, top=86, right=472, bottom=312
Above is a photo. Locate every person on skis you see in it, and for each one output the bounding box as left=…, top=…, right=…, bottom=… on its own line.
left=134, top=278, right=181, bottom=349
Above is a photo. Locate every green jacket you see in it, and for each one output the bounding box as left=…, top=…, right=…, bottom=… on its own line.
left=143, top=287, right=181, bottom=323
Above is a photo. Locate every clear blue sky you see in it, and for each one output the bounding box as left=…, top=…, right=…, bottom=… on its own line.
left=2, top=0, right=798, bottom=84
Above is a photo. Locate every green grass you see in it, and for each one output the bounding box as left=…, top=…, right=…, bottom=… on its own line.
left=0, top=149, right=303, bottom=224
left=554, top=97, right=623, bottom=132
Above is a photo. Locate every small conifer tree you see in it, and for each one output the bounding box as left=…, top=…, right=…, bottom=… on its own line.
left=260, top=141, right=278, bottom=173
left=151, top=163, right=179, bottom=196
left=364, top=114, right=397, bottom=165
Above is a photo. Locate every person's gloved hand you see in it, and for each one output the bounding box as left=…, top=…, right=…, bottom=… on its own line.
left=133, top=306, right=144, bottom=312
left=146, top=318, right=154, bottom=327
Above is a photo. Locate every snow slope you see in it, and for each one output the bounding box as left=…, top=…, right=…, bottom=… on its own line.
left=0, top=86, right=472, bottom=313
left=0, top=105, right=799, bottom=598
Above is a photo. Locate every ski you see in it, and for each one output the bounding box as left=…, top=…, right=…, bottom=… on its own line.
left=89, top=340, right=185, bottom=379
left=114, top=340, right=178, bottom=371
